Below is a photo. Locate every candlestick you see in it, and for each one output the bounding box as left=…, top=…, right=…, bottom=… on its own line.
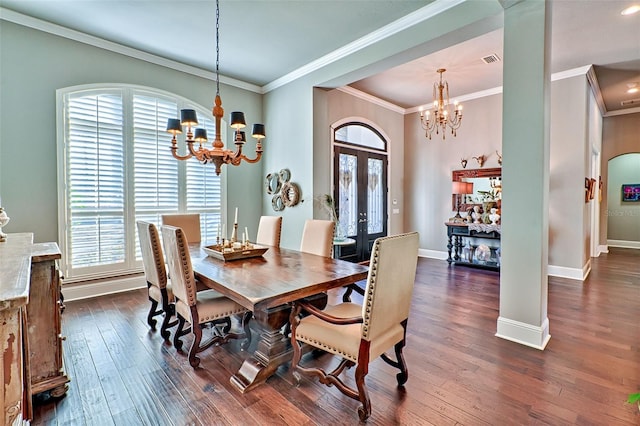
left=231, top=222, right=238, bottom=243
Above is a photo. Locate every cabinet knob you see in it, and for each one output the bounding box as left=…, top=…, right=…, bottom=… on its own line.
left=58, top=334, right=67, bottom=341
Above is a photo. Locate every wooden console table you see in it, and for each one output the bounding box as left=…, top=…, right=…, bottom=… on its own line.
left=0, top=233, right=68, bottom=425
left=445, top=222, right=501, bottom=271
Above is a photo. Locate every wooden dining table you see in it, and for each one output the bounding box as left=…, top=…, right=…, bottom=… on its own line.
left=189, top=243, right=369, bottom=393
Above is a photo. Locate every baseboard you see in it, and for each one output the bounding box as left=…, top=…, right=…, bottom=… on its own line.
left=62, top=274, right=146, bottom=301
left=607, top=239, right=640, bottom=249
left=495, top=316, right=551, bottom=350
left=547, top=264, right=586, bottom=281
left=597, top=244, right=609, bottom=255
left=418, top=249, right=448, bottom=260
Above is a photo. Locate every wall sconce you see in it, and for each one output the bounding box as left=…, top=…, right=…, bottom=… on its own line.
left=472, top=155, right=486, bottom=168
left=461, top=158, right=468, bottom=169
left=496, top=150, right=502, bottom=166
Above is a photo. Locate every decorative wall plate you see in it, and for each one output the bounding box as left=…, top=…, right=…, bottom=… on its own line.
left=265, top=173, right=282, bottom=195
left=279, top=168, right=291, bottom=183
left=272, top=194, right=285, bottom=211
left=281, top=182, right=300, bottom=207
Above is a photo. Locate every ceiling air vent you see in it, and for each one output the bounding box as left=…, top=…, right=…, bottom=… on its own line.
left=621, top=98, right=640, bottom=106
left=481, top=53, right=501, bottom=64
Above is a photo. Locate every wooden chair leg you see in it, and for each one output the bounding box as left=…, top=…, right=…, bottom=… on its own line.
left=160, top=304, right=177, bottom=340
left=355, top=364, right=372, bottom=422
left=173, top=315, right=186, bottom=350
left=188, top=323, right=203, bottom=368
left=394, top=341, right=408, bottom=386
left=147, top=298, right=160, bottom=329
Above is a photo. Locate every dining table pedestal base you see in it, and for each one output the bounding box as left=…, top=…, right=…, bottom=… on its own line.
left=230, top=294, right=327, bottom=393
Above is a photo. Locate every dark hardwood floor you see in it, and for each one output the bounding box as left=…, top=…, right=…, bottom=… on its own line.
left=33, top=248, right=639, bottom=425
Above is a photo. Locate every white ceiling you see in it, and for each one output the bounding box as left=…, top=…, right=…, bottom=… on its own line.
left=1, top=0, right=639, bottom=113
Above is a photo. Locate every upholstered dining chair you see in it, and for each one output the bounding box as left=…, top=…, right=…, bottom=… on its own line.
left=255, top=215, right=282, bottom=247
left=299, top=219, right=334, bottom=257
left=161, top=225, right=251, bottom=368
left=136, top=221, right=177, bottom=340
left=161, top=213, right=201, bottom=243
left=289, top=232, right=419, bottom=422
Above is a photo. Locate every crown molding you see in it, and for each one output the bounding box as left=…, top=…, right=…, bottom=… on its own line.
left=0, top=7, right=263, bottom=94
left=550, top=65, right=591, bottom=82
left=262, top=0, right=467, bottom=93
left=604, top=106, right=640, bottom=117
left=337, top=87, right=406, bottom=114
left=406, top=86, right=504, bottom=115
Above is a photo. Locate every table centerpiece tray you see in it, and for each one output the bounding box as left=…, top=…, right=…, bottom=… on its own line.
left=203, top=243, right=269, bottom=262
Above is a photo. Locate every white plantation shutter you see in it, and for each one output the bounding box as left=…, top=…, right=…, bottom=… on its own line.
left=59, top=85, right=223, bottom=282
left=186, top=115, right=222, bottom=243
left=66, top=92, right=125, bottom=270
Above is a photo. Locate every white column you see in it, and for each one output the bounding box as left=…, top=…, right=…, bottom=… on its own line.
left=497, top=0, right=551, bottom=349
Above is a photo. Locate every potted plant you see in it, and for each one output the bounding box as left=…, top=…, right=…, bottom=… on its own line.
left=317, top=194, right=345, bottom=240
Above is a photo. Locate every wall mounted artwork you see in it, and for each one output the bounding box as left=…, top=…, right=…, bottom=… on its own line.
left=621, top=183, right=640, bottom=202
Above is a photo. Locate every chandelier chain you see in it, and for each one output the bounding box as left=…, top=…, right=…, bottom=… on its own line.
left=215, top=0, right=220, bottom=96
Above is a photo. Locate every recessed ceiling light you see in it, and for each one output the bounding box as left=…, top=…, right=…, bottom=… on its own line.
left=621, top=5, right=640, bottom=15
left=627, top=83, right=639, bottom=94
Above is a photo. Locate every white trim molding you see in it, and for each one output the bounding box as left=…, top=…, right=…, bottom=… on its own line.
left=548, top=262, right=590, bottom=281
left=607, top=239, right=640, bottom=249
left=62, top=275, right=146, bottom=302
left=597, top=244, right=609, bottom=255
left=337, top=86, right=406, bottom=114
left=418, top=249, right=448, bottom=260
left=496, top=316, right=551, bottom=350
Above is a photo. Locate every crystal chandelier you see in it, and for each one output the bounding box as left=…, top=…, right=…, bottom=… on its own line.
left=166, top=0, right=264, bottom=175
left=419, top=68, right=462, bottom=140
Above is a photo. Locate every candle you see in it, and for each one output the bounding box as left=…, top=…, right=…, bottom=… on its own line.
left=217, top=223, right=220, bottom=239
left=245, top=227, right=249, bottom=243
left=222, top=224, right=226, bottom=240
left=234, top=207, right=238, bottom=224
left=242, top=232, right=246, bottom=246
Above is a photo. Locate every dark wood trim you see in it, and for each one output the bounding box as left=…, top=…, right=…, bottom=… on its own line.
left=451, top=167, right=502, bottom=211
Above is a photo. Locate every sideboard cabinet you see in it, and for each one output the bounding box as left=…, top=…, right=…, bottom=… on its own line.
left=28, top=243, right=69, bottom=397
left=445, top=222, right=501, bottom=271
left=0, top=234, right=68, bottom=425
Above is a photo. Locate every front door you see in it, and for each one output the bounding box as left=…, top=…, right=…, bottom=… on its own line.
left=334, top=146, right=387, bottom=262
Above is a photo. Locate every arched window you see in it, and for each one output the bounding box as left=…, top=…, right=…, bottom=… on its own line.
left=57, top=84, right=224, bottom=282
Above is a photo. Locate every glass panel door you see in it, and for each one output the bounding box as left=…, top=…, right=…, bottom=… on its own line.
left=334, top=146, right=387, bottom=262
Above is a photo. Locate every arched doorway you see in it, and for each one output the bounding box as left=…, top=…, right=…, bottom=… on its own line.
left=332, top=121, right=388, bottom=262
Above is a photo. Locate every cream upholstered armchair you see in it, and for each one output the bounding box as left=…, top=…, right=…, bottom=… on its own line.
left=289, top=232, right=419, bottom=422
left=161, top=213, right=201, bottom=243
left=255, top=215, right=282, bottom=247
left=161, top=225, right=252, bottom=368
left=299, top=219, right=334, bottom=257
left=137, top=221, right=177, bottom=340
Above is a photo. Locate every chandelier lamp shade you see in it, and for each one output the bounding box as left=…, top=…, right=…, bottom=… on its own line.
left=419, top=68, right=462, bottom=140
left=166, top=0, right=264, bottom=176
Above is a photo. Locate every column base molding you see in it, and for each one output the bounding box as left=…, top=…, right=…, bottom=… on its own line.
left=495, top=316, right=550, bottom=350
